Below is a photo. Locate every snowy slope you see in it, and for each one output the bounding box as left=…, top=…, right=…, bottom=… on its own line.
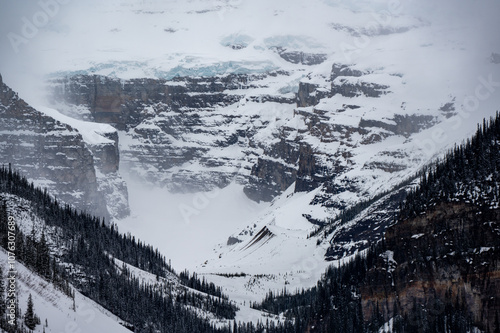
left=0, top=189, right=280, bottom=329
left=1, top=0, right=500, bottom=317
left=0, top=249, right=132, bottom=333
left=117, top=176, right=268, bottom=272
left=35, top=106, right=116, bottom=145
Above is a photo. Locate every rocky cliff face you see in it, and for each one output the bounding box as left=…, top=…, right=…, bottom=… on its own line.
left=50, top=73, right=286, bottom=130
left=49, top=73, right=301, bottom=196
left=0, top=74, right=109, bottom=219
left=244, top=137, right=301, bottom=201
left=87, top=130, right=130, bottom=220
left=361, top=202, right=500, bottom=332
left=323, top=186, right=409, bottom=260
left=48, top=60, right=438, bottom=212
left=293, top=63, right=439, bottom=210
left=45, top=55, right=483, bottom=255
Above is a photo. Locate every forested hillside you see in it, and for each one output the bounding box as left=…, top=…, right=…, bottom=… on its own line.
left=0, top=165, right=237, bottom=333
left=255, top=113, right=500, bottom=333
left=0, top=111, right=498, bottom=333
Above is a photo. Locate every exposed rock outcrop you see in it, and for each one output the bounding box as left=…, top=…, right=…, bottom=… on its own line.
left=244, top=157, right=297, bottom=202
left=244, top=138, right=300, bottom=201
left=324, top=187, right=408, bottom=260
left=48, top=60, right=450, bottom=212
left=294, top=144, right=322, bottom=192
left=87, top=130, right=129, bottom=220
left=274, top=47, right=327, bottom=66
left=49, top=74, right=283, bottom=130
left=50, top=73, right=298, bottom=199
left=0, top=74, right=109, bottom=219
left=296, top=81, right=333, bottom=108
left=359, top=114, right=436, bottom=138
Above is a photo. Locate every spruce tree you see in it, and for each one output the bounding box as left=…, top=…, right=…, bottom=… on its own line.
left=36, top=232, right=50, bottom=278
left=24, top=227, right=36, bottom=269
left=24, top=294, right=37, bottom=331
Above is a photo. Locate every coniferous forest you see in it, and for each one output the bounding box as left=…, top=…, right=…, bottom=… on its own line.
left=253, top=113, right=500, bottom=333
left=0, top=113, right=499, bottom=332
left=0, top=164, right=237, bottom=333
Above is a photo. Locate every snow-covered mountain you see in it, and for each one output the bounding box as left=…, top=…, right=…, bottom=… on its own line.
left=0, top=74, right=129, bottom=221
left=1, top=0, right=500, bottom=330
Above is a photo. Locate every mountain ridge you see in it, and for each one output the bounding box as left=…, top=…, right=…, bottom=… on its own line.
left=253, top=113, right=500, bottom=332
left=1, top=0, right=500, bottom=331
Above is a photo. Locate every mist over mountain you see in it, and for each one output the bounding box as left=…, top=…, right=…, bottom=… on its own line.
left=0, top=0, right=499, bottom=332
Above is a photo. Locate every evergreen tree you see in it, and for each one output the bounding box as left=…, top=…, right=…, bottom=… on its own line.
left=24, top=227, right=36, bottom=270
left=24, top=294, right=37, bottom=331
left=36, top=232, right=50, bottom=278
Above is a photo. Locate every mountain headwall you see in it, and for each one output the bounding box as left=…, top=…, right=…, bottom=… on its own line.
left=0, top=74, right=109, bottom=219
left=49, top=73, right=300, bottom=197
left=49, top=74, right=272, bottom=129
left=48, top=63, right=437, bottom=211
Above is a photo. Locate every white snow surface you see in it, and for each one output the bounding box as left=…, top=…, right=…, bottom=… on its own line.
left=118, top=174, right=338, bottom=313
left=35, top=105, right=117, bottom=145
left=0, top=249, right=131, bottom=333
left=1, top=0, right=500, bottom=321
